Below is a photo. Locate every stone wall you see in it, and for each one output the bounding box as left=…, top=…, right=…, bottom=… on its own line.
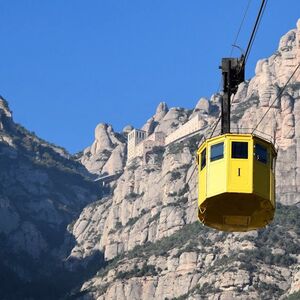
left=165, top=114, right=205, bottom=145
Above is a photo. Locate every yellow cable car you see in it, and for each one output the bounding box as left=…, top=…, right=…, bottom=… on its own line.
left=197, top=133, right=277, bottom=232
left=196, top=57, right=277, bottom=232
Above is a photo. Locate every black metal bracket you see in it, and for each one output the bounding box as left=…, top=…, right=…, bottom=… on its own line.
left=220, top=56, right=245, bottom=134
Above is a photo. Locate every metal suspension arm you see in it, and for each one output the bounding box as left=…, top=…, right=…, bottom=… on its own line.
left=220, top=57, right=245, bottom=134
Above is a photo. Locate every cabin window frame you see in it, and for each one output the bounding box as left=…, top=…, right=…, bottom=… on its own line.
left=210, top=142, right=224, bottom=162
left=271, top=153, right=276, bottom=171
left=254, top=143, right=268, bottom=164
left=231, top=141, right=248, bottom=159
left=201, top=148, right=206, bottom=170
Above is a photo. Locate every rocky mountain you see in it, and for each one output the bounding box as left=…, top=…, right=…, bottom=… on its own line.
left=0, top=98, right=103, bottom=299
left=1, top=19, right=300, bottom=300
left=79, top=123, right=127, bottom=175
left=65, top=20, right=300, bottom=300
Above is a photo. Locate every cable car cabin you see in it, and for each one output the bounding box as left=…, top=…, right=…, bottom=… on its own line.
left=197, top=133, right=277, bottom=232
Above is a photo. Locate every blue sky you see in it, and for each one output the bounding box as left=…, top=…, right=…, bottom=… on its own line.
left=0, top=1, right=299, bottom=153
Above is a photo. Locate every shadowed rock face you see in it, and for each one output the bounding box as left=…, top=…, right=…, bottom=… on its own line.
left=0, top=99, right=102, bottom=298
left=66, top=20, right=300, bottom=300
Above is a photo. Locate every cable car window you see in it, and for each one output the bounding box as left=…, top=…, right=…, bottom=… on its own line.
left=232, top=142, right=248, bottom=159
left=211, top=142, right=224, bottom=161
left=201, top=148, right=206, bottom=170
left=254, top=143, right=267, bottom=164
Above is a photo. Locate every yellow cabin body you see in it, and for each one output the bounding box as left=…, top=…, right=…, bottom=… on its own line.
left=197, top=134, right=277, bottom=232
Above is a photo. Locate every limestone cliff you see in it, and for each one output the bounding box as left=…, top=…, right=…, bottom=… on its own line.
left=79, top=123, right=127, bottom=175
left=67, top=20, right=300, bottom=300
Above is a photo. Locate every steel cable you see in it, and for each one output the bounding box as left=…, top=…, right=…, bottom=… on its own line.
left=252, top=63, right=300, bottom=134
left=243, top=0, right=268, bottom=66
left=230, top=0, right=253, bottom=57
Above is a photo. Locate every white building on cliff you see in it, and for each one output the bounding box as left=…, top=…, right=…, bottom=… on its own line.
left=127, top=113, right=206, bottom=161
left=127, top=129, right=165, bottom=161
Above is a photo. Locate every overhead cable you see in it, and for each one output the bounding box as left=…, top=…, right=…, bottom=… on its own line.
left=243, top=0, right=268, bottom=66
left=252, top=63, right=300, bottom=134
left=230, top=0, right=253, bottom=57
